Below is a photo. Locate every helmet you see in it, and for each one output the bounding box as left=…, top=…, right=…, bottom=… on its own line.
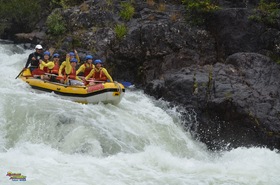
left=94, top=59, right=102, bottom=64
left=70, top=58, right=78, bottom=63
left=35, top=44, right=43, bottom=50
left=53, top=53, right=60, bottom=58
left=69, top=52, right=75, bottom=56
left=44, top=51, right=50, bottom=56
left=85, top=55, right=93, bottom=60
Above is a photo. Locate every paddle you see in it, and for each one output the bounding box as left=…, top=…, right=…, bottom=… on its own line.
left=44, top=73, right=58, bottom=76
left=48, top=47, right=56, bottom=56
left=15, top=69, right=25, bottom=79
left=86, top=79, right=106, bottom=83
left=48, top=73, right=132, bottom=88
left=86, top=79, right=132, bottom=87
left=120, top=81, right=132, bottom=88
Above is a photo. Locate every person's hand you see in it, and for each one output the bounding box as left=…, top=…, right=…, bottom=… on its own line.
left=57, top=75, right=63, bottom=80
left=66, top=53, right=70, bottom=59
left=31, top=57, right=36, bottom=60
left=89, top=81, right=95, bottom=86
left=39, top=59, right=43, bottom=64
left=74, top=49, right=77, bottom=54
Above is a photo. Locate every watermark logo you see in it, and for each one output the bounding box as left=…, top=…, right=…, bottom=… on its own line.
left=6, top=171, right=26, bottom=181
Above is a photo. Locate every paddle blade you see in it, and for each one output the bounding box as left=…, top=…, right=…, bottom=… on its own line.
left=121, top=81, right=132, bottom=88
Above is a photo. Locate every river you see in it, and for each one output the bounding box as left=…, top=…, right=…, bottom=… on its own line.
left=0, top=41, right=279, bottom=185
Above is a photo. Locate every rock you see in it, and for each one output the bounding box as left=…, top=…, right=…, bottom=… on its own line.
left=14, top=31, right=46, bottom=44
left=146, top=52, right=280, bottom=150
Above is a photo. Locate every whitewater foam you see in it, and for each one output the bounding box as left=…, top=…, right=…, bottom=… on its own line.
left=0, top=42, right=279, bottom=185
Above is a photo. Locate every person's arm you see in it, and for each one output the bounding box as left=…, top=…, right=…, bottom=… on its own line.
left=44, top=61, right=55, bottom=69
left=24, top=53, right=33, bottom=68
left=39, top=61, right=46, bottom=70
left=101, top=68, right=113, bottom=82
left=75, top=76, right=82, bottom=81
left=58, top=61, right=66, bottom=76
left=74, top=50, right=80, bottom=64
left=76, top=64, right=85, bottom=75
left=85, top=68, right=95, bottom=80
left=65, top=55, right=71, bottom=75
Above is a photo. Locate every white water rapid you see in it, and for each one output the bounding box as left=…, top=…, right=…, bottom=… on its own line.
left=0, top=41, right=279, bottom=185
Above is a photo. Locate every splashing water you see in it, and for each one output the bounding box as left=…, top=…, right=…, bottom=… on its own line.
left=0, top=42, right=279, bottom=185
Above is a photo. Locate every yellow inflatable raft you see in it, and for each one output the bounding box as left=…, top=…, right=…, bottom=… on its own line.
left=19, top=69, right=125, bottom=105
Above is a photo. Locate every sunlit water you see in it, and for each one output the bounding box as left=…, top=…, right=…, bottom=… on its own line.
left=0, top=42, right=279, bottom=185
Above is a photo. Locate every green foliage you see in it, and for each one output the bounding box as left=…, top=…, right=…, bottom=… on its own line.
left=119, top=2, right=135, bottom=21
left=114, top=24, right=128, bottom=39
left=0, top=0, right=84, bottom=37
left=46, top=10, right=67, bottom=35
left=249, top=0, right=280, bottom=26
left=182, top=0, right=219, bottom=25
left=0, top=0, right=41, bottom=30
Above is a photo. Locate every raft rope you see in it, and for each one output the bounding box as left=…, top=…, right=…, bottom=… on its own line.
left=114, top=81, right=122, bottom=94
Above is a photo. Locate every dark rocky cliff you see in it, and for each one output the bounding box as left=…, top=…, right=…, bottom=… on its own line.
left=8, top=0, right=280, bottom=150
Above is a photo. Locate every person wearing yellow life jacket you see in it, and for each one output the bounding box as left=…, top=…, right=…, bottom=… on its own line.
left=39, top=51, right=55, bottom=80
left=48, top=53, right=61, bottom=82
left=50, top=53, right=60, bottom=75
left=60, top=54, right=82, bottom=85
left=85, top=59, right=113, bottom=83
left=76, top=55, right=95, bottom=77
left=58, top=50, right=80, bottom=77
left=31, top=51, right=54, bottom=78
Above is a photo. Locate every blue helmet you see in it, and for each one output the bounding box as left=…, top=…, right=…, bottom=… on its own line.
left=85, top=55, right=93, bottom=60
left=44, top=51, right=50, bottom=56
left=70, top=58, right=78, bottom=63
left=53, top=53, right=60, bottom=58
left=94, top=59, right=102, bottom=64
left=69, top=52, right=75, bottom=56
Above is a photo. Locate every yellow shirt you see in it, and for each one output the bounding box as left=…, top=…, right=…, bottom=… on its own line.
left=76, top=63, right=95, bottom=75
left=58, top=61, right=66, bottom=76
left=85, top=67, right=113, bottom=82
left=64, top=58, right=81, bottom=81
left=39, top=60, right=54, bottom=70
left=59, top=54, right=80, bottom=76
left=75, top=53, right=81, bottom=64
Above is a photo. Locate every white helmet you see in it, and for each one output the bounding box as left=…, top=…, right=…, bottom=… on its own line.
left=35, top=44, right=43, bottom=50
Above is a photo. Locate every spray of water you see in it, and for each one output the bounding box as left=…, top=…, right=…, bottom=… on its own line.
left=0, top=42, right=279, bottom=185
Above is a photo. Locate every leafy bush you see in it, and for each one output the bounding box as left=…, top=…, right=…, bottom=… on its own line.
left=182, top=0, right=219, bottom=25
left=249, top=0, right=280, bottom=26
left=119, top=2, right=135, bottom=21
left=114, top=24, right=127, bottom=39
left=46, top=10, right=67, bottom=35
left=0, top=0, right=41, bottom=32
left=0, top=0, right=84, bottom=37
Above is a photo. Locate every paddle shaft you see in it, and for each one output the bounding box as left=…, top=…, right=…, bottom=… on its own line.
left=15, top=69, right=24, bottom=79
left=86, top=79, right=105, bottom=83
left=46, top=73, right=127, bottom=87
left=44, top=73, right=58, bottom=76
